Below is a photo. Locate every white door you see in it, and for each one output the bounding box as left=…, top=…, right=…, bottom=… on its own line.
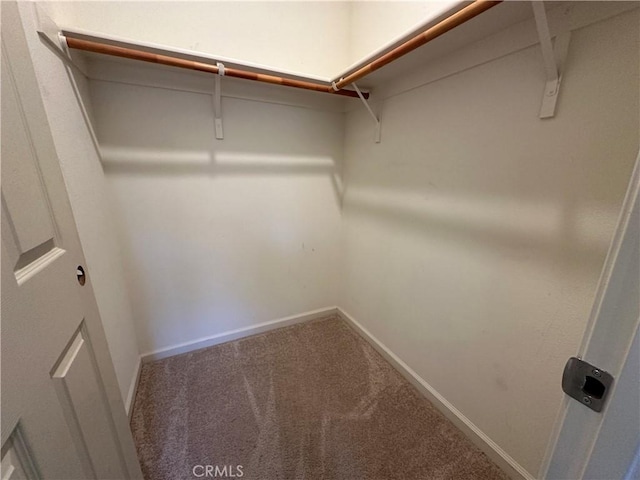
left=1, top=2, right=143, bottom=479
left=543, top=153, right=640, bottom=479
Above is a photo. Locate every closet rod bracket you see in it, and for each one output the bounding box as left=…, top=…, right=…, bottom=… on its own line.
left=352, top=83, right=381, bottom=143
left=532, top=1, right=571, bottom=119
left=214, top=62, right=225, bottom=140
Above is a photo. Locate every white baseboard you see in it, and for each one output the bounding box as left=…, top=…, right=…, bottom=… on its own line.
left=124, top=356, right=142, bottom=418
left=140, top=306, right=339, bottom=363
left=336, top=307, right=534, bottom=480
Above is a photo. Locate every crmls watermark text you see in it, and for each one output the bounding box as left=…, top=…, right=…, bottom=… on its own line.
left=192, top=465, right=244, bottom=478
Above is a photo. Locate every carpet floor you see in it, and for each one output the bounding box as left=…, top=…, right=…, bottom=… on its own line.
left=131, top=315, right=509, bottom=480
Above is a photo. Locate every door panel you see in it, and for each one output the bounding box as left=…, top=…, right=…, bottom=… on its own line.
left=1, top=429, right=39, bottom=480
left=1, top=53, right=64, bottom=285
left=1, top=50, right=57, bottom=257
left=1, top=2, right=142, bottom=478
left=51, top=326, right=127, bottom=479
left=1, top=236, right=89, bottom=478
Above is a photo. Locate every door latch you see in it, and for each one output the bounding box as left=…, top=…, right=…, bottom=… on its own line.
left=562, top=357, right=613, bottom=412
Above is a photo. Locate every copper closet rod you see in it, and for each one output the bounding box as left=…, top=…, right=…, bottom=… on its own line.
left=65, top=0, right=501, bottom=99
left=65, top=37, right=367, bottom=99
left=333, top=0, right=502, bottom=89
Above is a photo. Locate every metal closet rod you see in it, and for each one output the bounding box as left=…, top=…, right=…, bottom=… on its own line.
left=64, top=37, right=367, bottom=99
left=333, top=0, right=502, bottom=89
left=64, top=0, right=501, bottom=99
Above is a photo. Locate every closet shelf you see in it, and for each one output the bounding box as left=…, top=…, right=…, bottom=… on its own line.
left=54, top=0, right=504, bottom=100
left=62, top=36, right=367, bottom=99
left=333, top=0, right=500, bottom=90
left=36, top=0, right=584, bottom=143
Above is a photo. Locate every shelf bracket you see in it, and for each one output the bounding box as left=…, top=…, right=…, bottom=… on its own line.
left=352, top=83, right=381, bottom=143
left=35, top=4, right=103, bottom=155
left=532, top=1, right=571, bottom=119
left=214, top=62, right=224, bottom=140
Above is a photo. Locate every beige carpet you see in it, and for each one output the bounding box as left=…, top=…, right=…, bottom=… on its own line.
left=131, top=315, right=509, bottom=480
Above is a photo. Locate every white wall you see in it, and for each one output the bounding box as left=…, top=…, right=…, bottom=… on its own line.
left=40, top=1, right=351, bottom=78
left=340, top=9, right=639, bottom=478
left=16, top=3, right=140, bottom=406
left=87, top=67, right=344, bottom=355
left=347, top=1, right=460, bottom=67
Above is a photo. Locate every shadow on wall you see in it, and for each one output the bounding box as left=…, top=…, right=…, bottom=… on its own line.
left=94, top=80, right=346, bottom=207
left=339, top=36, right=636, bottom=278
left=90, top=80, right=345, bottom=353
left=100, top=147, right=345, bottom=208
left=343, top=184, right=614, bottom=274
